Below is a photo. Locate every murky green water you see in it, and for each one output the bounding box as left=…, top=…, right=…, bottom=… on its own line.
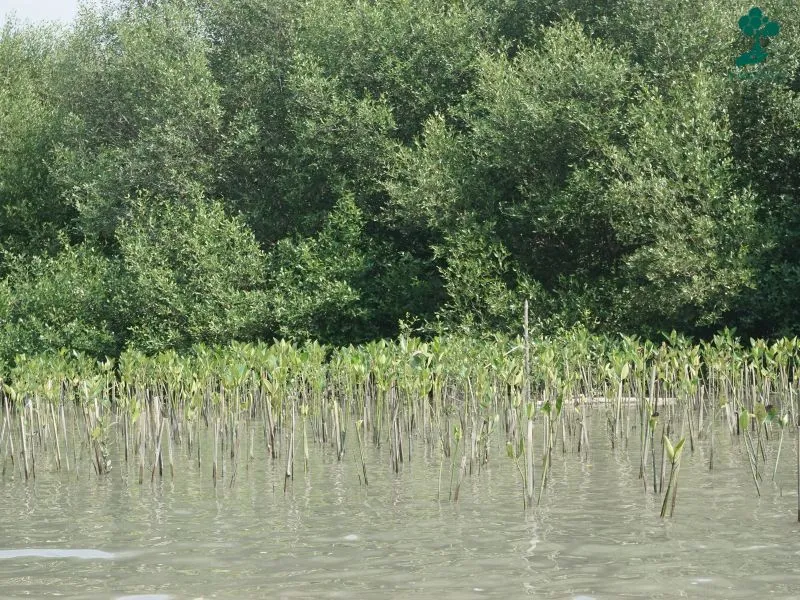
left=2, top=416, right=800, bottom=599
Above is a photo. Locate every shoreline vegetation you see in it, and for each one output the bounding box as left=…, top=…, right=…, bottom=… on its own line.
left=1, top=0, right=800, bottom=522
left=2, top=0, right=800, bottom=368
left=1, top=327, right=798, bottom=518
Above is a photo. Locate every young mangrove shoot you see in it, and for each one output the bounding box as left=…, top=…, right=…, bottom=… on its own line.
left=660, top=434, right=686, bottom=518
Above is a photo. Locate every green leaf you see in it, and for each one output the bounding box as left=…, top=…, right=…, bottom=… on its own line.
left=619, top=362, right=629, bottom=380
left=663, top=434, right=675, bottom=462
left=673, top=437, right=686, bottom=460
left=739, top=410, right=750, bottom=432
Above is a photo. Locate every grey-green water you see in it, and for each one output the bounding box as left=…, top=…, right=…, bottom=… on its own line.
left=2, top=417, right=800, bottom=599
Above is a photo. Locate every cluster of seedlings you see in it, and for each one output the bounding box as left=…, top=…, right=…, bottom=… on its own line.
left=2, top=323, right=799, bottom=518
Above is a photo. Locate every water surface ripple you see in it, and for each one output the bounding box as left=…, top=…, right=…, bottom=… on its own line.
left=1, top=417, right=799, bottom=598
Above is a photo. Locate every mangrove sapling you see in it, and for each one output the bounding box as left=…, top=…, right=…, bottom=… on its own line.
left=684, top=405, right=695, bottom=454
left=284, top=397, right=296, bottom=493
left=355, top=419, right=368, bottom=486
left=448, top=424, right=462, bottom=501
left=660, top=435, right=686, bottom=518
left=80, top=406, right=95, bottom=475
left=332, top=399, right=343, bottom=461
left=453, top=454, right=468, bottom=502
left=609, top=357, right=630, bottom=449
left=4, top=388, right=15, bottom=471
left=301, top=403, right=309, bottom=473
left=391, top=398, right=403, bottom=473
left=658, top=420, right=667, bottom=494
left=526, top=407, right=534, bottom=507
left=754, top=402, right=768, bottom=465
left=739, top=410, right=761, bottom=496
left=152, top=418, right=165, bottom=482
left=479, top=414, right=498, bottom=467
left=195, top=414, right=201, bottom=469
left=230, top=409, right=238, bottom=463
left=507, top=437, right=529, bottom=509
left=264, top=380, right=277, bottom=459
left=469, top=414, right=478, bottom=474
left=437, top=432, right=445, bottom=501
left=538, top=397, right=561, bottom=504
left=0, top=416, right=6, bottom=472
left=34, top=396, right=45, bottom=455
left=641, top=412, right=656, bottom=492
left=167, top=415, right=175, bottom=480
left=698, top=386, right=705, bottom=439
left=769, top=407, right=788, bottom=481
left=30, top=400, right=40, bottom=478
left=213, top=417, right=219, bottom=487
left=578, top=398, right=590, bottom=459
left=640, top=365, right=656, bottom=482
left=19, top=404, right=30, bottom=481
left=28, top=401, right=38, bottom=475
left=138, top=412, right=146, bottom=484
left=1, top=428, right=9, bottom=477
left=709, top=396, right=720, bottom=472
left=229, top=420, right=241, bottom=488
left=522, top=299, right=533, bottom=502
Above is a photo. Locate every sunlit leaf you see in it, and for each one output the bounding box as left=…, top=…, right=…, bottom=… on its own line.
left=663, top=434, right=675, bottom=462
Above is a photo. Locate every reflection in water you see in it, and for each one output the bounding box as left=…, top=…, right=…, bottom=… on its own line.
left=0, top=416, right=799, bottom=599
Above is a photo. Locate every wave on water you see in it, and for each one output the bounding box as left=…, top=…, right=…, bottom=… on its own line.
left=0, top=548, right=117, bottom=560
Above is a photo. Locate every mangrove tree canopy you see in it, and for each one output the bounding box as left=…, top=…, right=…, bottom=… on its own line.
left=1, top=0, right=799, bottom=362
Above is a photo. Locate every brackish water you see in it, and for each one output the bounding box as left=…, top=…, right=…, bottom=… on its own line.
left=2, top=416, right=800, bottom=599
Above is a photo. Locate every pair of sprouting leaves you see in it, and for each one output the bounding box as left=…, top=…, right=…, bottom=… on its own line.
left=663, top=435, right=686, bottom=464
left=736, top=7, right=780, bottom=67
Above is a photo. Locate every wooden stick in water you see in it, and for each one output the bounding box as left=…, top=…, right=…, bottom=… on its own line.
left=523, top=300, right=535, bottom=506
left=166, top=416, right=174, bottom=480
left=284, top=398, right=295, bottom=493
left=213, top=417, right=219, bottom=487
left=4, top=395, right=14, bottom=471
left=138, top=411, right=145, bottom=485
left=19, top=407, right=29, bottom=481
left=50, top=402, right=61, bottom=471
left=60, top=402, right=70, bottom=472
left=152, top=417, right=164, bottom=482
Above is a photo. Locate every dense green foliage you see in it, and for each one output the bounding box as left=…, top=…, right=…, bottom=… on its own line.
left=3, top=330, right=798, bottom=497
left=1, top=0, right=799, bottom=362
